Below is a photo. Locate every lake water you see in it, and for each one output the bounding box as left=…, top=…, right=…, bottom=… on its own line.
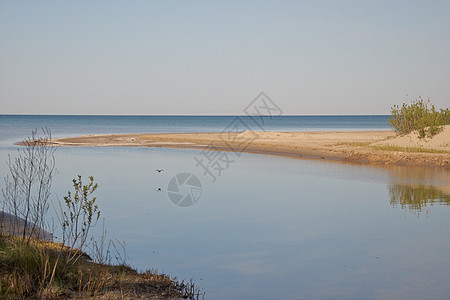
left=1, top=115, right=449, bottom=299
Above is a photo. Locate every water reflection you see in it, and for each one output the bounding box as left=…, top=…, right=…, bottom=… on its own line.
left=388, top=184, right=450, bottom=216
left=382, top=165, right=450, bottom=215
left=269, top=159, right=450, bottom=216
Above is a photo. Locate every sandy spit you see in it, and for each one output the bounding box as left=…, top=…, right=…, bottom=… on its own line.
left=34, top=127, right=450, bottom=168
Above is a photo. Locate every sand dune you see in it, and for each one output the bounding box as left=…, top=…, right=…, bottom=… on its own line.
left=372, top=125, right=450, bottom=151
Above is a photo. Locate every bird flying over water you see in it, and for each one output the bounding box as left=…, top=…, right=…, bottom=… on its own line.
left=155, top=169, right=164, bottom=173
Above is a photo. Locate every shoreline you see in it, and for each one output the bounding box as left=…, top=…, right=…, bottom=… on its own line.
left=34, top=130, right=450, bottom=168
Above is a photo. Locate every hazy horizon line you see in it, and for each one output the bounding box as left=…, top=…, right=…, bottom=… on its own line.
left=0, top=113, right=391, bottom=117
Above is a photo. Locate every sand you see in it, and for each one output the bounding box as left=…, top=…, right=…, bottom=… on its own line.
left=372, top=125, right=450, bottom=151
left=41, top=126, right=450, bottom=168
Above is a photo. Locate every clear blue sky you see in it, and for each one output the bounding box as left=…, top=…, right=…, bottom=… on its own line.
left=0, top=0, right=449, bottom=115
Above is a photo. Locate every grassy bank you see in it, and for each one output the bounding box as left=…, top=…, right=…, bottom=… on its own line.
left=344, top=142, right=450, bottom=154
left=0, top=235, right=201, bottom=299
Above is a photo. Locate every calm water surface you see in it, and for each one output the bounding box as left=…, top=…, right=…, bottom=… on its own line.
left=1, top=115, right=449, bottom=299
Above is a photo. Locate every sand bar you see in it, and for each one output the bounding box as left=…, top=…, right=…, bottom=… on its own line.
left=38, top=126, right=450, bottom=168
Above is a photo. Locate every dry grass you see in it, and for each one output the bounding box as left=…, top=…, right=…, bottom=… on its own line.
left=0, top=235, right=201, bottom=299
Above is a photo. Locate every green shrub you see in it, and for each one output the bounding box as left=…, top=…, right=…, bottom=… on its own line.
left=388, top=97, right=450, bottom=138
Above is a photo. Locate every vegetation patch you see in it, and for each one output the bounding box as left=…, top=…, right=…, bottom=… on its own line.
left=388, top=96, right=450, bottom=138
left=368, top=145, right=450, bottom=154
left=0, top=235, right=200, bottom=299
left=343, top=142, right=450, bottom=154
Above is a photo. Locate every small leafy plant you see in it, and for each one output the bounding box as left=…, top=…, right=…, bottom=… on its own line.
left=60, top=175, right=100, bottom=258
left=388, top=96, right=450, bottom=138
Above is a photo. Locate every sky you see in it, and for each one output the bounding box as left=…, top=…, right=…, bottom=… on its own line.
left=0, top=0, right=449, bottom=115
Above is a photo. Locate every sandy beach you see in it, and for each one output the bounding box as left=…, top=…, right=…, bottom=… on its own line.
left=42, top=126, right=450, bottom=168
